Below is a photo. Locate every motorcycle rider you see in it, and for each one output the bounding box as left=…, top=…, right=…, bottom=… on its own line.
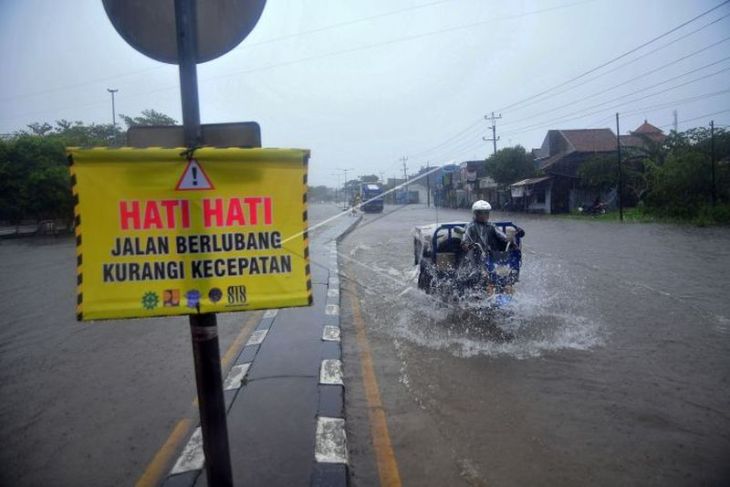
left=461, top=200, right=525, bottom=295
left=461, top=200, right=524, bottom=254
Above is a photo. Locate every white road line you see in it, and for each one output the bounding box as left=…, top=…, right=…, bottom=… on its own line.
left=170, top=427, right=204, bottom=474
left=328, top=277, right=340, bottom=288
left=223, top=363, right=251, bottom=391
left=263, top=309, right=278, bottom=319
left=325, top=304, right=339, bottom=316
left=314, top=417, right=348, bottom=464
left=327, top=288, right=339, bottom=298
left=246, top=329, right=268, bottom=346
left=319, top=359, right=343, bottom=385
left=322, top=326, right=341, bottom=342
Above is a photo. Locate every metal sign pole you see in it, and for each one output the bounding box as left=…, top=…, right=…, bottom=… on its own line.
left=616, top=112, right=624, bottom=222
left=175, top=1, right=233, bottom=485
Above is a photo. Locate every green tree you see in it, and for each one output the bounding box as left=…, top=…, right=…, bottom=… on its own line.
left=120, top=109, right=177, bottom=128
left=22, top=119, right=123, bottom=146
left=1, top=109, right=176, bottom=224
left=577, top=154, right=646, bottom=205
left=308, top=185, right=334, bottom=202
left=485, top=145, right=535, bottom=186
left=0, top=135, right=70, bottom=223
left=642, top=126, right=730, bottom=218
left=644, top=151, right=729, bottom=217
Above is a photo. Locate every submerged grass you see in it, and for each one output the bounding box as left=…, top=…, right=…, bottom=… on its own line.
left=555, top=204, right=730, bottom=226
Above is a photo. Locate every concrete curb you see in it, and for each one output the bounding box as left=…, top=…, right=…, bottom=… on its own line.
left=312, top=213, right=361, bottom=486
left=162, top=212, right=362, bottom=487
left=336, top=214, right=363, bottom=243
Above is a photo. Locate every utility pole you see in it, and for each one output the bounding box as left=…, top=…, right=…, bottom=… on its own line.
left=400, top=156, right=408, bottom=203
left=107, top=88, right=119, bottom=127
left=711, top=120, right=716, bottom=206
left=616, top=113, right=624, bottom=222
left=335, top=167, right=353, bottom=208
left=673, top=110, right=678, bottom=133
left=331, top=172, right=342, bottom=205
left=426, top=161, right=431, bottom=208
left=483, top=112, right=502, bottom=155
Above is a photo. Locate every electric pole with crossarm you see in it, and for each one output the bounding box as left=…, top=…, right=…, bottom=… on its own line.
left=483, top=112, right=502, bottom=155
left=400, top=156, right=408, bottom=202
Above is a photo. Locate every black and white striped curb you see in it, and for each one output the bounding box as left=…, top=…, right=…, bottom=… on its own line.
left=162, top=213, right=361, bottom=487
left=312, top=214, right=361, bottom=485
left=312, top=238, right=347, bottom=485
left=164, top=309, right=279, bottom=485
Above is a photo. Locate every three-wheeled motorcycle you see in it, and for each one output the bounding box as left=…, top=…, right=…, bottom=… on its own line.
left=413, top=221, right=523, bottom=309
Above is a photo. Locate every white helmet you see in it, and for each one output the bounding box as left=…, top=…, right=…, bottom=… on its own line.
left=472, top=200, right=492, bottom=212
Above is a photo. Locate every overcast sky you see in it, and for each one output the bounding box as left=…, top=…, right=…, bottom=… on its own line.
left=1, top=0, right=729, bottom=186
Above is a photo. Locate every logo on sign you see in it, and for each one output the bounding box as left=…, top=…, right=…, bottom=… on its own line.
left=208, top=288, right=222, bottom=303
left=186, top=289, right=201, bottom=308
left=163, top=289, right=180, bottom=307
left=227, top=285, right=247, bottom=306
left=142, top=291, right=159, bottom=310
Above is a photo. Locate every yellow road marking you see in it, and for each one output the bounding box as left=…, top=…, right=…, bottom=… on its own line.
left=222, top=311, right=263, bottom=370
left=136, top=311, right=261, bottom=486
left=192, top=311, right=262, bottom=408
left=348, top=284, right=402, bottom=487
left=135, top=418, right=192, bottom=487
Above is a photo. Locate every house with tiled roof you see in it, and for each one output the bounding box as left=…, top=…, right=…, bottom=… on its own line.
left=619, top=120, right=666, bottom=152
left=515, top=122, right=662, bottom=213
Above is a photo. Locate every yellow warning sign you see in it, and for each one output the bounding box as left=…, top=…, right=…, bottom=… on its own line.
left=68, top=147, right=311, bottom=321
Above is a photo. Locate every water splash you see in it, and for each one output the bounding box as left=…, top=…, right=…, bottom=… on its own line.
left=366, top=257, right=605, bottom=360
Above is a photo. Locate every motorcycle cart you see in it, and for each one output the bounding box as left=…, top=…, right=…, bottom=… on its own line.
left=413, top=221, right=523, bottom=308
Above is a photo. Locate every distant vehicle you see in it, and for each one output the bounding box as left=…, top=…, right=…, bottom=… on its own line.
left=578, top=200, right=607, bottom=215
left=395, top=190, right=419, bottom=204
left=358, top=183, right=384, bottom=213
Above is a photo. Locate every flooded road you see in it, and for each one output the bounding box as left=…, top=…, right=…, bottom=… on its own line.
left=0, top=204, right=341, bottom=487
left=340, top=204, right=730, bottom=486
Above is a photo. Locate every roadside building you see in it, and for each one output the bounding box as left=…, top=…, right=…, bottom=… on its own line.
left=511, top=176, right=552, bottom=213
left=459, top=160, right=484, bottom=208
left=438, top=163, right=460, bottom=207
left=406, top=183, right=430, bottom=204
left=516, top=122, right=664, bottom=213
left=477, top=176, right=499, bottom=206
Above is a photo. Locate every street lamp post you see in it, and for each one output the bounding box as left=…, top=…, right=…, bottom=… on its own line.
left=335, top=167, right=353, bottom=209
left=331, top=172, right=342, bottom=205
left=107, top=88, right=119, bottom=127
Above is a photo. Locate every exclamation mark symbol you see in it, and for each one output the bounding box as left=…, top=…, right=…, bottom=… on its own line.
left=192, top=166, right=198, bottom=186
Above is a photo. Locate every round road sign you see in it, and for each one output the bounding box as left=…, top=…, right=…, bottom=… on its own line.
left=102, top=0, right=266, bottom=64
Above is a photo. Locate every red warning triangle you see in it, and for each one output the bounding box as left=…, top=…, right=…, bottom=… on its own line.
left=176, top=159, right=214, bottom=191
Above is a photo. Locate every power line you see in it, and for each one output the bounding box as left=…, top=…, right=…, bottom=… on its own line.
left=621, top=87, right=730, bottom=117
left=499, top=64, right=730, bottom=137
left=393, top=2, right=730, bottom=172
left=494, top=0, right=730, bottom=113
left=501, top=11, right=730, bottom=116
left=657, top=108, right=730, bottom=128
left=1, top=0, right=596, bottom=115
left=500, top=40, right=730, bottom=128
left=240, top=0, right=455, bottom=49
left=407, top=118, right=484, bottom=159
left=0, top=0, right=455, bottom=104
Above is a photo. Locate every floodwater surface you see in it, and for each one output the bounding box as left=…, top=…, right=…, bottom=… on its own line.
left=341, top=204, right=730, bottom=486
